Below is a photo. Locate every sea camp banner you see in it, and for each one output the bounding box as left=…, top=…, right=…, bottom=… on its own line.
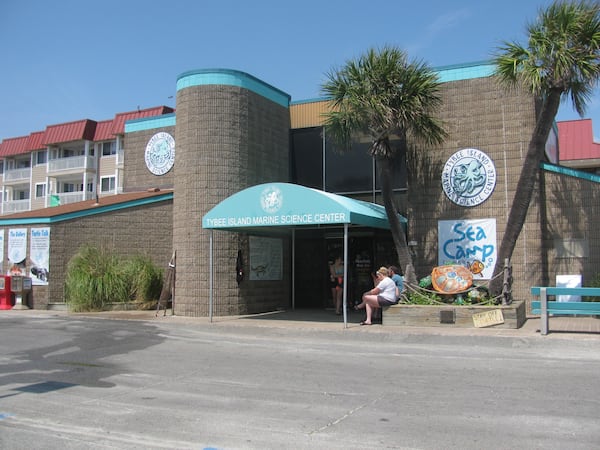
left=30, top=227, right=50, bottom=285
left=438, top=219, right=496, bottom=279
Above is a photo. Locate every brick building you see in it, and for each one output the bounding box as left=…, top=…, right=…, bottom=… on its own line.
left=0, top=61, right=598, bottom=315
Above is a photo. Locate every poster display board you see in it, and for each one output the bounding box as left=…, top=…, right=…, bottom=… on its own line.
left=249, top=236, right=282, bottom=280
left=30, top=227, right=50, bottom=285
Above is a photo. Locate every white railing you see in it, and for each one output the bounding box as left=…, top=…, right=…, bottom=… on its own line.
left=56, top=191, right=95, bottom=205
left=3, top=199, right=30, bottom=213
left=3, top=167, right=32, bottom=182
left=48, top=156, right=97, bottom=173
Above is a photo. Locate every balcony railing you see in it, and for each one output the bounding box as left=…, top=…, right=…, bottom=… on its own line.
left=3, top=167, right=32, bottom=182
left=2, top=199, right=30, bottom=214
left=48, top=156, right=97, bottom=173
left=55, top=191, right=96, bottom=205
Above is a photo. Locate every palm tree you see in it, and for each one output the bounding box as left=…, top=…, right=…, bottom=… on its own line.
left=321, top=46, right=447, bottom=284
left=489, top=0, right=600, bottom=298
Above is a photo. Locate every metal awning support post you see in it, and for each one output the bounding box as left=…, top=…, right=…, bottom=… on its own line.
left=209, top=230, right=213, bottom=323
left=343, top=223, right=349, bottom=329
left=292, top=228, right=296, bottom=310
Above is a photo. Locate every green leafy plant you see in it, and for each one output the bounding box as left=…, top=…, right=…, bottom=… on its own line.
left=65, top=245, right=163, bottom=312
left=585, top=273, right=600, bottom=302
left=123, top=255, right=163, bottom=305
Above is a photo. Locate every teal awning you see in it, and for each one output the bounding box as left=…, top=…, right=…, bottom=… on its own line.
left=202, top=183, right=406, bottom=231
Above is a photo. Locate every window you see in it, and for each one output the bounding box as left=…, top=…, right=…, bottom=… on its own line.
left=102, top=141, right=117, bottom=156
left=101, top=176, right=116, bottom=192
left=36, top=150, right=47, bottom=165
left=35, top=183, right=46, bottom=198
left=290, top=127, right=407, bottom=195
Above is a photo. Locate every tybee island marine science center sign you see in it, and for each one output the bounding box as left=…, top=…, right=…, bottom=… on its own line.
left=442, top=148, right=497, bottom=207
left=202, top=183, right=399, bottom=231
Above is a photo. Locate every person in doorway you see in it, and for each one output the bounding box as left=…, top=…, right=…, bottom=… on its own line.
left=389, top=265, right=404, bottom=301
left=329, top=255, right=344, bottom=315
left=354, top=266, right=397, bottom=325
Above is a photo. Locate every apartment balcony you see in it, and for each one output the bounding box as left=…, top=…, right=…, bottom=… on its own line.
left=48, top=155, right=97, bottom=174
left=3, top=167, right=32, bottom=183
left=2, top=199, right=30, bottom=214
left=55, top=191, right=96, bottom=206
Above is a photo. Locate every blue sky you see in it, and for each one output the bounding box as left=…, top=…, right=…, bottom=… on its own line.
left=1, top=0, right=598, bottom=142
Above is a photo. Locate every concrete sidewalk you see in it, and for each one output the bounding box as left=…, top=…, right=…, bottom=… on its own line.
left=7, top=307, right=600, bottom=340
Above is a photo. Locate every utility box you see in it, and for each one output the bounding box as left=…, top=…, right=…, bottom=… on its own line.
left=0, top=275, right=14, bottom=310
left=11, top=276, right=32, bottom=309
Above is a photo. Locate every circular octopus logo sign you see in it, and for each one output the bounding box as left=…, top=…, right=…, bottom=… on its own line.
left=260, top=186, right=283, bottom=214
left=441, top=148, right=496, bottom=207
left=145, top=132, right=175, bottom=176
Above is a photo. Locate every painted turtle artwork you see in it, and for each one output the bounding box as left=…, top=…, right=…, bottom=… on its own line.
left=431, top=265, right=473, bottom=294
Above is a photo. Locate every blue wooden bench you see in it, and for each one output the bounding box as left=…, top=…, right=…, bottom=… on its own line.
left=530, top=287, right=600, bottom=335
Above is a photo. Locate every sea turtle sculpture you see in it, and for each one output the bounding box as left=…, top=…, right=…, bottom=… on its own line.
left=431, top=264, right=473, bottom=294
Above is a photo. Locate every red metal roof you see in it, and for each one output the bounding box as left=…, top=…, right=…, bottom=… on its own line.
left=0, top=136, right=29, bottom=157
left=93, top=120, right=115, bottom=141
left=557, top=119, right=600, bottom=161
left=111, top=106, right=174, bottom=135
left=43, top=119, right=97, bottom=145
left=26, top=131, right=46, bottom=151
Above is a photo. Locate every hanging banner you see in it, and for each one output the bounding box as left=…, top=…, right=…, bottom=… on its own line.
left=30, top=227, right=50, bottom=285
left=438, top=219, right=497, bottom=280
left=8, top=228, right=28, bottom=275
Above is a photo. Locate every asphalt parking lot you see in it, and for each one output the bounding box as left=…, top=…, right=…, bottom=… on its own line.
left=1, top=309, right=599, bottom=449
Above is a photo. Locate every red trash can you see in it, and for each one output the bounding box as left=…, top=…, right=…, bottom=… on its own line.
left=0, top=275, right=13, bottom=310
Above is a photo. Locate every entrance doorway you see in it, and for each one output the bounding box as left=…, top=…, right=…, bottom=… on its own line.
left=293, top=230, right=378, bottom=309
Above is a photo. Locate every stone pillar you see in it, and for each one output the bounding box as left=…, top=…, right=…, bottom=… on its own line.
left=174, top=69, right=290, bottom=316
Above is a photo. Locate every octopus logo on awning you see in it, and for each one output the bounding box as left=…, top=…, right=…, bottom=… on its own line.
left=260, top=186, right=283, bottom=214
left=441, top=148, right=497, bottom=207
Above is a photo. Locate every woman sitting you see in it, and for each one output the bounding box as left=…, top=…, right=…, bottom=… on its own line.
left=354, top=266, right=397, bottom=325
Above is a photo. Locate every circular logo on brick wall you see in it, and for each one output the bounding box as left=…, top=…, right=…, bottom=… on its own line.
left=260, top=186, right=283, bottom=214
left=145, top=132, right=175, bottom=176
left=441, top=148, right=496, bottom=207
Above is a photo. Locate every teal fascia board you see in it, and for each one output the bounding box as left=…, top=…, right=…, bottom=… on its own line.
left=125, top=113, right=176, bottom=133
left=0, top=193, right=173, bottom=226
left=203, top=183, right=406, bottom=231
left=434, top=60, right=495, bottom=83
left=541, top=161, right=600, bottom=183
left=292, top=61, right=495, bottom=104
left=176, top=69, right=291, bottom=108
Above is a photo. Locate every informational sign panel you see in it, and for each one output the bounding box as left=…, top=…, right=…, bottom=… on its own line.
left=8, top=228, right=27, bottom=275
left=30, top=227, right=50, bottom=285
left=556, top=274, right=582, bottom=302
left=249, top=236, right=282, bottom=281
left=438, top=219, right=497, bottom=280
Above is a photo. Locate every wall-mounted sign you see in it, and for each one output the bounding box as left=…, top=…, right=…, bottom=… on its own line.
left=438, top=218, right=497, bottom=280
left=249, top=236, right=282, bottom=280
left=441, top=148, right=496, bottom=207
left=145, top=132, right=175, bottom=175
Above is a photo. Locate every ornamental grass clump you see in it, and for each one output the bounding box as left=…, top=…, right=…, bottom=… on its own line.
left=123, top=255, right=163, bottom=305
left=65, top=245, right=162, bottom=312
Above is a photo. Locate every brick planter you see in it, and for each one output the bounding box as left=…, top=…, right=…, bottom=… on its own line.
left=382, top=300, right=526, bottom=329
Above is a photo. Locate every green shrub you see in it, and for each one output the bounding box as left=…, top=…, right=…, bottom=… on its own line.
left=123, top=255, right=163, bottom=304
left=585, top=273, right=600, bottom=302
left=65, top=246, right=163, bottom=312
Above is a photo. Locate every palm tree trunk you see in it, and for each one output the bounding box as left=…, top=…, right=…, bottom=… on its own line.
left=489, top=89, right=562, bottom=296
left=377, top=155, right=417, bottom=284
